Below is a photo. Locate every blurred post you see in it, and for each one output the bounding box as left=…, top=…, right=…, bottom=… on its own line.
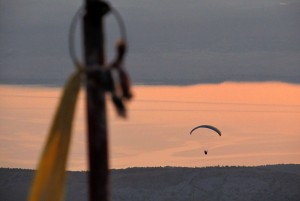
left=82, top=0, right=110, bottom=201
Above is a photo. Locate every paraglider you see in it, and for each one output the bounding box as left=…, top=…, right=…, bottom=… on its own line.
left=189, top=125, right=221, bottom=155
left=190, top=125, right=221, bottom=136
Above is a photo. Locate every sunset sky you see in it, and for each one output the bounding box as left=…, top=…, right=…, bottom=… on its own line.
left=1, top=0, right=300, bottom=170
left=1, top=82, right=299, bottom=170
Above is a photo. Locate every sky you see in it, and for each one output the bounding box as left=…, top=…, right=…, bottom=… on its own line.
left=0, top=0, right=300, bottom=170
left=0, top=0, right=300, bottom=85
left=1, top=83, right=299, bottom=170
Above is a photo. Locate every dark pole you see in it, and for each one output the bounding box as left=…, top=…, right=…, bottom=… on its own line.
left=82, top=0, right=110, bottom=201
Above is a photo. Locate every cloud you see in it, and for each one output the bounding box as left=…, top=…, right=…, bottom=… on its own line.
left=1, top=0, right=300, bottom=85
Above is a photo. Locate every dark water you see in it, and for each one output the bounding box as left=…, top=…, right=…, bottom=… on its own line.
left=1, top=165, right=300, bottom=201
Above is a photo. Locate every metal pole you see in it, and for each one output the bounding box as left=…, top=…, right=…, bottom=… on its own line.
left=82, top=1, right=110, bottom=201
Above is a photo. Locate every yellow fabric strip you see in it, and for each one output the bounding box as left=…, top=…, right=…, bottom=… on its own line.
left=28, top=70, right=82, bottom=201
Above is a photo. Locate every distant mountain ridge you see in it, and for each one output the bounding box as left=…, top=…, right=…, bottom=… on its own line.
left=1, top=164, right=300, bottom=201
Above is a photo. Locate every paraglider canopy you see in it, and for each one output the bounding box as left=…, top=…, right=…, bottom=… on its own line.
left=190, top=125, right=221, bottom=136
left=189, top=124, right=221, bottom=155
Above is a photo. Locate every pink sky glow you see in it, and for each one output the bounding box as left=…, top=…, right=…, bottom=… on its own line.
left=0, top=82, right=299, bottom=170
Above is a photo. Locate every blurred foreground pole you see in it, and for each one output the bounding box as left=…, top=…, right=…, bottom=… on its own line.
left=82, top=0, right=110, bottom=201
